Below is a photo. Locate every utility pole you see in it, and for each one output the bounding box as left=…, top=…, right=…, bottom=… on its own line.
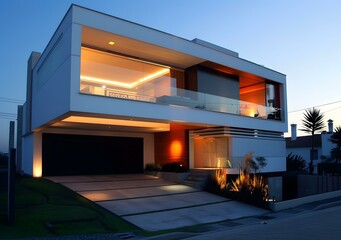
left=8, top=121, right=15, bottom=225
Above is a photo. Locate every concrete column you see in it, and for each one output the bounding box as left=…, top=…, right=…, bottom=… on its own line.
left=33, top=132, right=42, bottom=177
left=25, top=52, right=41, bottom=134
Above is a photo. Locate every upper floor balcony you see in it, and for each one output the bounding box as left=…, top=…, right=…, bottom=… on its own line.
left=81, top=79, right=281, bottom=120
left=80, top=47, right=284, bottom=121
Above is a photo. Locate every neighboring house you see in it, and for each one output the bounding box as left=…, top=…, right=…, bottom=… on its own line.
left=286, top=120, right=336, bottom=173
left=18, top=5, right=288, bottom=177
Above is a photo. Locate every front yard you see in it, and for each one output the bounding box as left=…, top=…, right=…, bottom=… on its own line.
left=0, top=174, right=141, bottom=239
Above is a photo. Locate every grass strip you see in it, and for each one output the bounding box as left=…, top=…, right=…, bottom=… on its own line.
left=0, top=175, right=142, bottom=239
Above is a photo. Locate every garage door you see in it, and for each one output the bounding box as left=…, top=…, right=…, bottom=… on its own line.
left=42, top=133, right=143, bottom=176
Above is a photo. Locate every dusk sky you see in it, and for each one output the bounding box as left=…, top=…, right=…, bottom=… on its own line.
left=1, top=0, right=341, bottom=152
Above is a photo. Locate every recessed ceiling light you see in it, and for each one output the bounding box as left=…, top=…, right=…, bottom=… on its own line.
left=108, top=41, right=115, bottom=46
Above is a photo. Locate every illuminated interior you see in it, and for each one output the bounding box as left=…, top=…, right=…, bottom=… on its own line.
left=80, top=47, right=175, bottom=100
left=194, top=137, right=229, bottom=168
left=239, top=80, right=280, bottom=119
left=79, top=47, right=281, bottom=120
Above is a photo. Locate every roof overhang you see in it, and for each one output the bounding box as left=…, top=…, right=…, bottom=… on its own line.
left=82, top=26, right=205, bottom=69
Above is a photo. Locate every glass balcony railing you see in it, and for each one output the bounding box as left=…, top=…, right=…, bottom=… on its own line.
left=80, top=82, right=281, bottom=120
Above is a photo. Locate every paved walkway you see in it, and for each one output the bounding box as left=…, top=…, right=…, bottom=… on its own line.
left=47, top=174, right=267, bottom=231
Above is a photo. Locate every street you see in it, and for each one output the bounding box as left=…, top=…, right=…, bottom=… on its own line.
left=185, top=205, right=341, bottom=240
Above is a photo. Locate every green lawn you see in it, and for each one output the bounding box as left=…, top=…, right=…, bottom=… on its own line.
left=0, top=175, right=142, bottom=239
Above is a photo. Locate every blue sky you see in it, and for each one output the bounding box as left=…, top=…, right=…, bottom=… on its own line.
left=1, top=0, right=341, bottom=152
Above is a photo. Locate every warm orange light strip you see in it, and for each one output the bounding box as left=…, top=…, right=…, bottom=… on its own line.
left=80, top=68, right=170, bottom=89
left=170, top=140, right=183, bottom=158
left=62, top=116, right=170, bottom=131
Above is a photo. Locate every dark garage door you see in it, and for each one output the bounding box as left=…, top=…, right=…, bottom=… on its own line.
left=42, top=133, right=143, bottom=176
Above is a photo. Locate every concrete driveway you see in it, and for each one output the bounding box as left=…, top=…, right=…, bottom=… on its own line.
left=47, top=174, right=267, bottom=231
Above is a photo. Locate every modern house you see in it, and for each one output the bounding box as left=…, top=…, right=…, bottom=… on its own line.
left=19, top=5, right=288, bottom=177
left=286, top=120, right=336, bottom=173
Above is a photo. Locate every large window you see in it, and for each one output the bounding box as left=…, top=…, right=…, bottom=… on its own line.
left=79, top=47, right=282, bottom=120
left=80, top=47, right=176, bottom=101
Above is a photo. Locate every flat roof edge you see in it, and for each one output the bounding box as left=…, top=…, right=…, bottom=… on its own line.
left=72, top=5, right=285, bottom=78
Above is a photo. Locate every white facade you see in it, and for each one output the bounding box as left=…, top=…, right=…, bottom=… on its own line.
left=286, top=132, right=336, bottom=173
left=20, top=5, right=288, bottom=177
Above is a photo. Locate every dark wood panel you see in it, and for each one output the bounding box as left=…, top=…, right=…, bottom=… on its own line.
left=154, top=124, right=190, bottom=168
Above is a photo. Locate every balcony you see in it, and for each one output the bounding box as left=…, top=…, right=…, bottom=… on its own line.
left=80, top=82, right=281, bottom=120
left=80, top=46, right=281, bottom=120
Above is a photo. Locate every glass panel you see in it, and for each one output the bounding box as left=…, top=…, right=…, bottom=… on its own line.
left=194, top=138, right=229, bottom=168
left=80, top=47, right=175, bottom=102
left=80, top=47, right=281, bottom=120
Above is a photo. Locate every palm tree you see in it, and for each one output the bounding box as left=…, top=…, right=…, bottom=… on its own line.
left=300, top=108, right=325, bottom=174
left=329, top=126, right=341, bottom=163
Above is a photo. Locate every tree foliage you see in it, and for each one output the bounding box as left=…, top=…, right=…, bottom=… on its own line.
left=286, top=153, right=306, bottom=172
left=300, top=108, right=325, bottom=134
left=300, top=108, right=325, bottom=174
left=244, top=153, right=267, bottom=173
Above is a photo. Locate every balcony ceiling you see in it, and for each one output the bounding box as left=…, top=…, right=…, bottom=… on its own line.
left=49, top=114, right=213, bottom=134
left=51, top=115, right=171, bottom=133
left=82, top=26, right=204, bottom=69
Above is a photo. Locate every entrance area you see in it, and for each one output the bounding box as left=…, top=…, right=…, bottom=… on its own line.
left=193, top=137, right=230, bottom=169
left=42, top=134, right=143, bottom=176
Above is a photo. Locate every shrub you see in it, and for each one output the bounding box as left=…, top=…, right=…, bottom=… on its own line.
left=0, top=152, right=8, bottom=167
left=205, top=175, right=226, bottom=196
left=161, top=162, right=187, bottom=172
left=244, top=153, right=267, bottom=173
left=286, top=153, right=306, bottom=172
left=330, top=147, right=341, bottom=163
left=318, top=162, right=341, bottom=175
left=229, top=169, right=269, bottom=208
left=144, top=163, right=161, bottom=172
left=215, top=168, right=227, bottom=190
left=205, top=153, right=270, bottom=209
left=249, top=174, right=269, bottom=206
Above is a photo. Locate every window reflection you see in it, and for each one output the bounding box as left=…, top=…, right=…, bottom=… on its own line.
left=80, top=47, right=175, bottom=101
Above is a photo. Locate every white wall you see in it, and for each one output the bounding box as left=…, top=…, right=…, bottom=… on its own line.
left=231, top=137, right=286, bottom=172
left=286, top=147, right=311, bottom=162
left=321, top=132, right=335, bottom=157
left=30, top=12, right=73, bottom=130
left=71, top=6, right=286, bottom=84
left=29, top=5, right=287, bottom=134
left=21, top=132, right=42, bottom=177
left=22, top=133, right=34, bottom=175
left=71, top=92, right=287, bottom=133
left=70, top=5, right=287, bottom=132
